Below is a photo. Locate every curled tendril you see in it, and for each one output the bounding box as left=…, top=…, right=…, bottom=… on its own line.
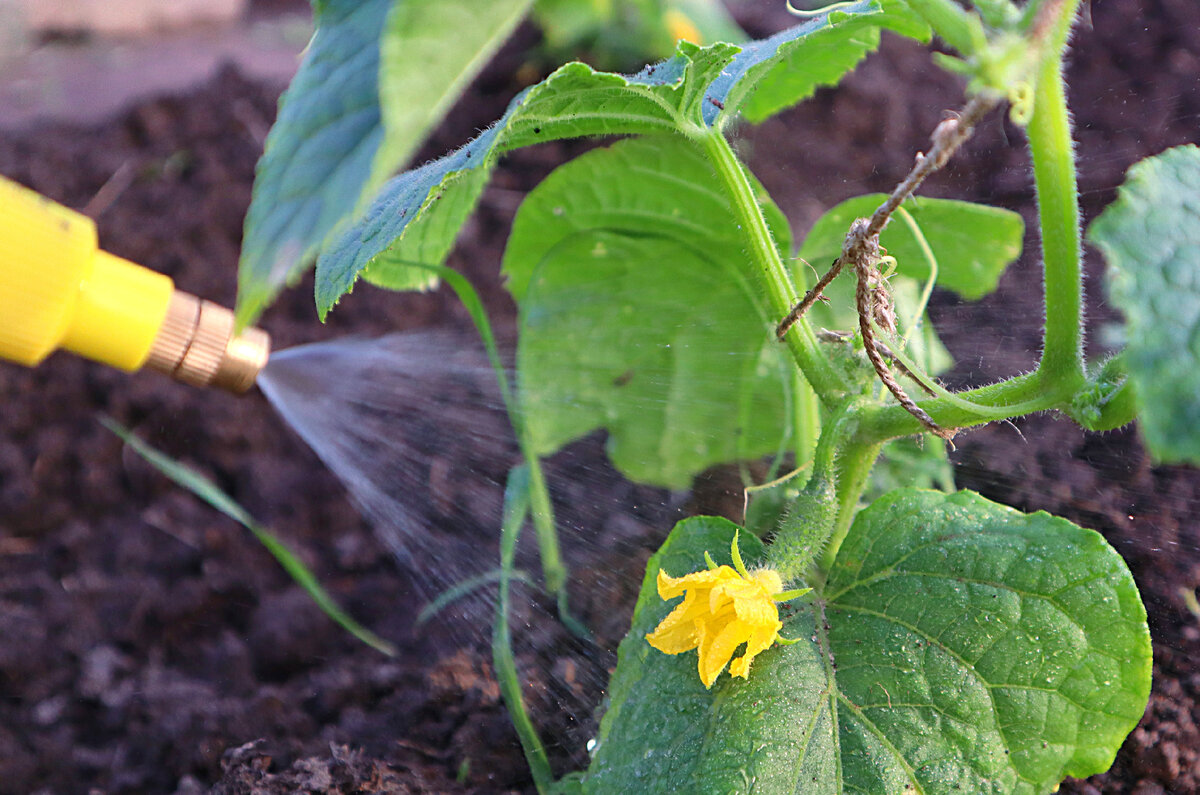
left=877, top=254, right=898, bottom=280
left=785, top=0, right=860, bottom=18
left=1008, top=81, right=1034, bottom=125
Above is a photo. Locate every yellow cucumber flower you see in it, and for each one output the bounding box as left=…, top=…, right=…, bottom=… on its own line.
left=645, top=532, right=808, bottom=688
left=664, top=9, right=703, bottom=45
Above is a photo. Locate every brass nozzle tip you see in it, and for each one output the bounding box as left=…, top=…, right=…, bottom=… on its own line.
left=145, top=291, right=270, bottom=394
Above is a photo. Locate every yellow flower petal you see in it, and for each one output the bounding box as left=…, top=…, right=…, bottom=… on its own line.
left=729, top=619, right=782, bottom=680
left=652, top=538, right=792, bottom=686
left=646, top=593, right=705, bottom=653
left=731, top=588, right=779, bottom=625
left=696, top=613, right=741, bottom=687
left=657, top=566, right=730, bottom=600
left=646, top=540, right=790, bottom=688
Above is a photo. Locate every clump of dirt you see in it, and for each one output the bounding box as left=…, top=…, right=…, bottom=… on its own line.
left=0, top=1, right=1197, bottom=793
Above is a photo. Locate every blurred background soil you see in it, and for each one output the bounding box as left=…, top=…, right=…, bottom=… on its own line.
left=0, top=0, right=1197, bottom=792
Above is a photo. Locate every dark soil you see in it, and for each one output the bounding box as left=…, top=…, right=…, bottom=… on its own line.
left=1, top=1, right=1198, bottom=793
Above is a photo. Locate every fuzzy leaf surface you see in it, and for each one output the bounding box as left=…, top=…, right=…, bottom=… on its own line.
left=587, top=489, right=1151, bottom=794
left=505, top=137, right=793, bottom=489
left=315, top=0, right=925, bottom=317
left=709, top=0, right=927, bottom=126
left=1088, top=145, right=1200, bottom=463
left=379, top=0, right=533, bottom=186
left=798, top=194, right=1024, bottom=300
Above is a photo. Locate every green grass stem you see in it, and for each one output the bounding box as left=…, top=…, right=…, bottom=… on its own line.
left=388, top=261, right=579, bottom=633
left=494, top=465, right=555, bottom=792
left=101, top=418, right=397, bottom=657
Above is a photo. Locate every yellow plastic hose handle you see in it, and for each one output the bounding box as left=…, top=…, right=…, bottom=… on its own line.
left=0, top=176, right=173, bottom=371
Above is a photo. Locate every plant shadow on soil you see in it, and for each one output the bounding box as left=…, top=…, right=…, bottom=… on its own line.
left=0, top=1, right=1197, bottom=792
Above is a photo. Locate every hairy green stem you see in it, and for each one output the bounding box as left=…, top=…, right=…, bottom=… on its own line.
left=767, top=400, right=881, bottom=583
left=1029, top=0, right=1086, bottom=391
left=808, top=401, right=850, bottom=484
left=795, top=368, right=821, bottom=464
left=876, top=324, right=1045, bottom=418
left=853, top=371, right=1053, bottom=443
left=847, top=1, right=1088, bottom=447
left=699, top=131, right=847, bottom=405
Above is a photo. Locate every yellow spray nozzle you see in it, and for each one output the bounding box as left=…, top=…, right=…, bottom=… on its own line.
left=0, top=175, right=269, bottom=393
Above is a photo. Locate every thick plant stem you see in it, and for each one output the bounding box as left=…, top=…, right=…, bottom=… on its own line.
left=852, top=371, right=1055, bottom=444
left=795, top=368, right=820, bottom=464
left=818, top=439, right=881, bottom=574
left=842, top=0, right=1087, bottom=447
left=1029, top=0, right=1086, bottom=392
left=767, top=401, right=881, bottom=583
left=699, top=131, right=847, bottom=405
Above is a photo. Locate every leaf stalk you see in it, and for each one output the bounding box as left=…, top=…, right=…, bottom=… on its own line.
left=1027, top=0, right=1087, bottom=392
left=833, top=0, right=1088, bottom=446
left=698, top=130, right=848, bottom=406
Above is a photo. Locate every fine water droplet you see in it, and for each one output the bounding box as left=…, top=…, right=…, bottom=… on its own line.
left=258, top=331, right=514, bottom=603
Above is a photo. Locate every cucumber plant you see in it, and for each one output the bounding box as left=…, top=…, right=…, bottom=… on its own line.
left=236, top=0, right=1200, bottom=791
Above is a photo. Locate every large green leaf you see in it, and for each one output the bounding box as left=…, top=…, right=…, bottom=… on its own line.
left=709, top=0, right=928, bottom=125
left=237, top=0, right=533, bottom=326
left=315, top=0, right=928, bottom=318
left=587, top=489, right=1151, bottom=793
left=238, top=0, right=392, bottom=326
left=798, top=194, right=1025, bottom=300
left=379, top=0, right=533, bottom=192
left=1088, top=145, right=1200, bottom=463
left=505, top=136, right=793, bottom=489
left=321, top=36, right=732, bottom=311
